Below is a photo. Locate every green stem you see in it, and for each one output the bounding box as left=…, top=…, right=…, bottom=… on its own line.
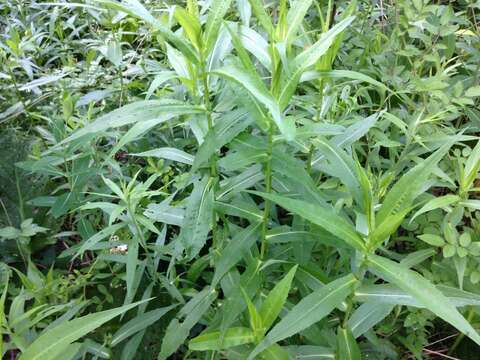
left=14, top=168, right=24, bottom=222
left=260, top=121, right=273, bottom=259
left=200, top=53, right=218, bottom=248
left=448, top=307, right=475, bottom=355
left=118, top=67, right=124, bottom=107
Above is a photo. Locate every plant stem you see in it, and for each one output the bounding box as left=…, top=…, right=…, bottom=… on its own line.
left=200, top=54, right=218, bottom=248
left=260, top=120, right=273, bottom=259
left=448, top=307, right=474, bottom=355
left=118, top=67, right=124, bottom=107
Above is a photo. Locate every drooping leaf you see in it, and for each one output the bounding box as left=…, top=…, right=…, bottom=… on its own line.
left=336, top=326, right=361, bottom=360
left=367, top=254, right=480, bottom=345
left=250, top=192, right=366, bottom=251
left=376, top=138, right=457, bottom=225
left=18, top=300, right=149, bottom=360
left=248, top=274, right=358, bottom=359
left=213, top=63, right=295, bottom=140
left=179, top=176, right=215, bottom=259
left=159, top=287, right=217, bottom=359
left=189, top=327, right=254, bottom=351
left=111, top=305, right=176, bottom=346
left=259, top=265, right=298, bottom=330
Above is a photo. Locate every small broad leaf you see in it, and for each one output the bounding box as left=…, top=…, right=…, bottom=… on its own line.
left=367, top=254, right=480, bottom=346
left=417, top=234, right=445, bottom=247
left=248, top=274, right=358, bottom=359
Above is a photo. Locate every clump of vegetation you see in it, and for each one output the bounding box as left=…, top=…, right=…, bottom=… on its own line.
left=1, top=0, right=480, bottom=359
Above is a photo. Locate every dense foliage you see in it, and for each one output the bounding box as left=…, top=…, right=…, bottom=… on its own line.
left=1, top=0, right=480, bottom=358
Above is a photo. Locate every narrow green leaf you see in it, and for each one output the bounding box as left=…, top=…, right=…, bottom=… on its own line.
left=300, top=69, right=389, bottom=92
left=347, top=302, right=393, bottom=339
left=250, top=192, right=366, bottom=251
left=410, top=194, right=459, bottom=223
left=214, top=64, right=295, bottom=141
left=376, top=138, right=457, bottom=225
left=174, top=6, right=202, bottom=50
left=96, top=0, right=199, bottom=63
left=18, top=300, right=149, bottom=360
left=131, top=147, right=194, bottom=165
left=111, top=305, right=176, bottom=346
left=284, top=0, right=313, bottom=46
left=179, top=176, right=215, bottom=259
left=336, top=326, right=361, bottom=360
left=193, top=108, right=252, bottom=170
left=248, top=274, right=358, bottom=359
left=368, top=207, right=412, bottom=250
left=247, top=0, right=274, bottom=35
left=159, top=287, right=217, bottom=359
left=259, top=265, right=298, bottom=330
left=189, top=327, right=254, bottom=351
left=212, top=223, right=260, bottom=286
left=277, top=16, right=355, bottom=109
left=55, top=101, right=203, bottom=146
left=203, top=0, right=233, bottom=54
left=367, top=254, right=480, bottom=345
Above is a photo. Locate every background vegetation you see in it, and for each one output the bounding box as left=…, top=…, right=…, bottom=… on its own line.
left=1, top=0, right=480, bottom=359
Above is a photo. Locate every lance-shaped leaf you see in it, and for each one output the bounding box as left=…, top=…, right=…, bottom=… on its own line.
left=259, top=265, right=298, bottom=330
left=336, top=326, right=361, bottom=360
left=376, top=138, right=457, bottom=226
left=367, top=254, right=480, bottom=346
left=56, top=101, right=204, bottom=146
left=250, top=191, right=366, bottom=251
left=314, top=137, right=362, bottom=206
left=284, top=0, right=313, bottom=46
left=248, top=274, right=358, bottom=359
left=18, top=300, right=149, bottom=360
left=111, top=305, right=177, bottom=346
left=193, top=108, right=252, bottom=170
left=131, top=147, right=194, bottom=165
left=159, top=287, right=217, bottom=359
left=179, top=176, right=215, bottom=259
left=347, top=302, right=394, bottom=339
left=277, top=16, right=355, bottom=109
left=247, top=0, right=275, bottom=35
left=96, top=0, right=199, bottom=63
left=189, top=327, right=255, bottom=351
left=212, top=223, right=260, bottom=286
left=214, top=63, right=295, bottom=141
left=174, top=6, right=202, bottom=50
left=203, top=0, right=233, bottom=54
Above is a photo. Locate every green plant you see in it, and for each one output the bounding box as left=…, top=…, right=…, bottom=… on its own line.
left=2, top=0, right=480, bottom=359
